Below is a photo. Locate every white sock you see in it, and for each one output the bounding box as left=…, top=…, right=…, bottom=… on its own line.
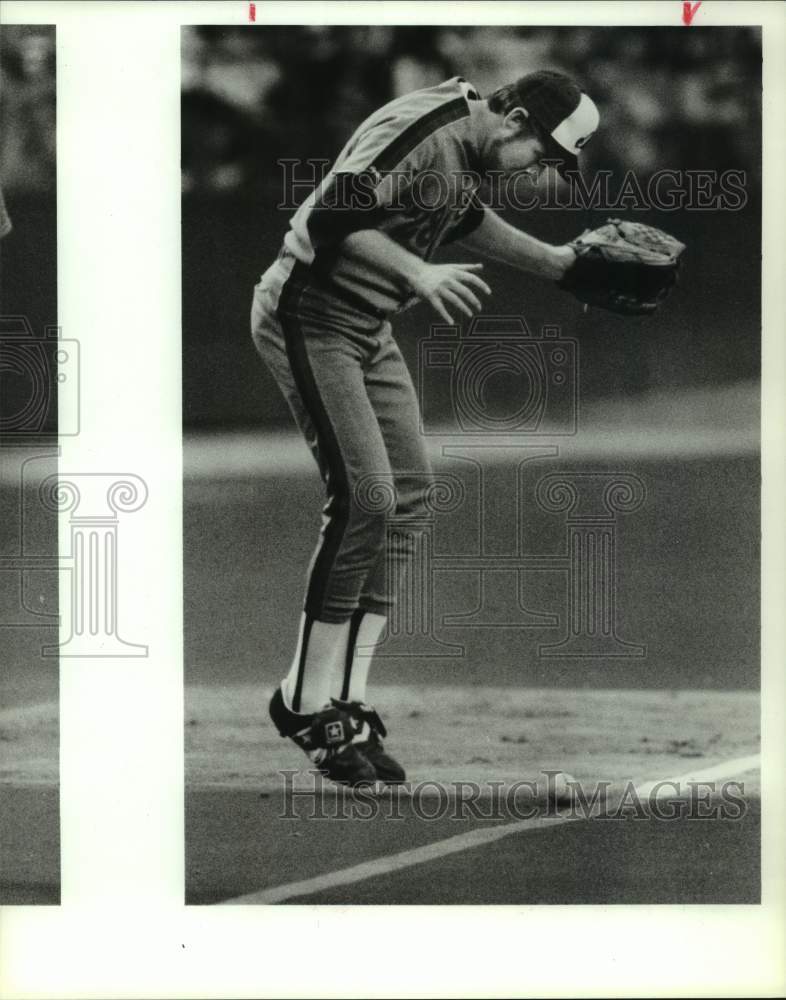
left=281, top=614, right=351, bottom=714
left=339, top=611, right=387, bottom=703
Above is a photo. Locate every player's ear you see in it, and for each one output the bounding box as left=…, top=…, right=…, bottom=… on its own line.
left=503, top=106, right=530, bottom=135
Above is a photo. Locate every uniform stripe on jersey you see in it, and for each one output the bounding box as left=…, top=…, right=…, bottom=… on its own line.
left=307, top=170, right=389, bottom=250
left=372, top=95, right=471, bottom=174
left=307, top=94, right=472, bottom=246
left=340, top=609, right=366, bottom=701
left=278, top=262, right=351, bottom=623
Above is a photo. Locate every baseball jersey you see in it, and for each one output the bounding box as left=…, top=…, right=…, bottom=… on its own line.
left=281, top=77, right=487, bottom=318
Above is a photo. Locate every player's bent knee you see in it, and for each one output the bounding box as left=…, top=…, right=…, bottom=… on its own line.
left=348, top=506, right=389, bottom=555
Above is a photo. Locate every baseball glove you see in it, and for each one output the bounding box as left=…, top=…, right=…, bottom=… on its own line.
left=558, top=218, right=686, bottom=315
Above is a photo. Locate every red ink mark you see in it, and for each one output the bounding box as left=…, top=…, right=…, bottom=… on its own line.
left=682, top=1, right=702, bottom=26
left=249, top=2, right=256, bottom=22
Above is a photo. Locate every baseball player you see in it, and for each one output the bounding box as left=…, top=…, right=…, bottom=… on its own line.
left=252, top=70, right=601, bottom=785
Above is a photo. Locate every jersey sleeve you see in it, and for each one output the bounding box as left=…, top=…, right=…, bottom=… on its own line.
left=306, top=131, right=425, bottom=249
left=439, top=193, right=486, bottom=245
left=306, top=97, right=470, bottom=250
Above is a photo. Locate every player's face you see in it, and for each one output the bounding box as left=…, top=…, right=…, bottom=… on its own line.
left=485, top=112, right=548, bottom=179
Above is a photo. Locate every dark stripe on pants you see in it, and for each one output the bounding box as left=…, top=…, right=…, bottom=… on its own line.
left=291, top=614, right=314, bottom=713
left=277, top=261, right=351, bottom=622
left=340, top=609, right=366, bottom=701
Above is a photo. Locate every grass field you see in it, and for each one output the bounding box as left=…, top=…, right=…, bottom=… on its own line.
left=184, top=439, right=759, bottom=692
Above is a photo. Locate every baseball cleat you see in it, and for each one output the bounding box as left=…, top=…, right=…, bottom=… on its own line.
left=331, top=698, right=407, bottom=785
left=268, top=687, right=377, bottom=787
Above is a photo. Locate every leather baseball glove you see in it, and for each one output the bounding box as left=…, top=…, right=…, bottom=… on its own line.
left=558, top=218, right=686, bottom=315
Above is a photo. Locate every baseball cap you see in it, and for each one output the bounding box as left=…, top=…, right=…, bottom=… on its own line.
left=508, top=70, right=600, bottom=178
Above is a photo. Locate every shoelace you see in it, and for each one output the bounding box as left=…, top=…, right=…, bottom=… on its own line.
left=330, top=698, right=387, bottom=739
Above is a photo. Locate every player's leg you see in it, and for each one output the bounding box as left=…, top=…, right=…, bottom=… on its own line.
left=332, top=323, right=434, bottom=782
left=251, top=282, right=397, bottom=782
left=337, top=322, right=434, bottom=702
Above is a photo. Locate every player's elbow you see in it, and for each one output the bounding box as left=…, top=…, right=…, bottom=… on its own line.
left=307, top=171, right=386, bottom=249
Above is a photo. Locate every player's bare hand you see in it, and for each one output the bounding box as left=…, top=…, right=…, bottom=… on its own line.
left=408, top=262, right=491, bottom=324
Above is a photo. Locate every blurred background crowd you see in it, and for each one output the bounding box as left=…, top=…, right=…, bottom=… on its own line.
left=181, top=25, right=762, bottom=194
left=0, top=25, right=762, bottom=422
left=180, top=25, right=761, bottom=426
left=1, top=26, right=56, bottom=358
left=0, top=25, right=56, bottom=194
left=1, top=24, right=761, bottom=197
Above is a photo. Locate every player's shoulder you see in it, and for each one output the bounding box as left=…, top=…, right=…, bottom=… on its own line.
left=361, top=76, right=480, bottom=132
left=334, top=77, right=481, bottom=171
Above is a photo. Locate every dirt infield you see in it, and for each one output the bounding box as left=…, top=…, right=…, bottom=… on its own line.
left=0, top=702, right=60, bottom=902
left=0, top=785, right=59, bottom=904
left=183, top=685, right=759, bottom=905
left=0, top=701, right=58, bottom=785
left=185, top=684, right=759, bottom=790
left=0, top=687, right=759, bottom=905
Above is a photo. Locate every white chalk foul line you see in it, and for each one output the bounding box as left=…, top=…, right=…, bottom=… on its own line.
left=219, top=753, right=761, bottom=905
left=634, top=753, right=760, bottom=799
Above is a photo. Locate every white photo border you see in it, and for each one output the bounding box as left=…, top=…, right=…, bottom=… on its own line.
left=0, top=2, right=783, bottom=998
